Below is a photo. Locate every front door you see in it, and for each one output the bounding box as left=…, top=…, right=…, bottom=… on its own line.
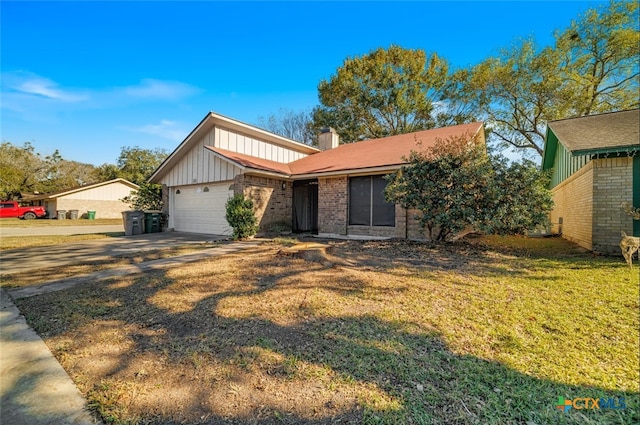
left=292, top=179, right=318, bottom=233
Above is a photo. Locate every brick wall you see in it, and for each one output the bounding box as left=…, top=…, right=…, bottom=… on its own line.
left=318, top=177, right=348, bottom=235
left=550, top=162, right=594, bottom=250
left=318, top=177, right=430, bottom=239
left=56, top=199, right=130, bottom=219
left=592, top=157, right=634, bottom=254
left=234, top=174, right=292, bottom=232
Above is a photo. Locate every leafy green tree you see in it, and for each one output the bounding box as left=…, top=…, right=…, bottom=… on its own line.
left=555, top=0, right=640, bottom=116
left=0, top=141, right=93, bottom=198
left=225, top=194, right=258, bottom=240
left=453, top=0, right=639, bottom=157
left=0, top=142, right=41, bottom=198
left=91, top=163, right=120, bottom=183
left=257, top=108, right=315, bottom=145
left=116, top=146, right=168, bottom=185
left=451, top=41, right=567, bottom=157
left=312, top=45, right=452, bottom=143
left=122, top=182, right=163, bottom=211
left=385, top=136, right=553, bottom=242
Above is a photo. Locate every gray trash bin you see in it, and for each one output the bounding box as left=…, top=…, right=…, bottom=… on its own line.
left=122, top=210, right=145, bottom=236
left=68, top=210, right=79, bottom=220
left=57, top=210, right=66, bottom=220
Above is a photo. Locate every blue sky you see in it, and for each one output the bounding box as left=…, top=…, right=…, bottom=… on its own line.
left=1, top=1, right=605, bottom=166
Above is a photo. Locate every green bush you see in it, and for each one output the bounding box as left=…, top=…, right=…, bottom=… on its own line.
left=225, top=194, right=258, bottom=240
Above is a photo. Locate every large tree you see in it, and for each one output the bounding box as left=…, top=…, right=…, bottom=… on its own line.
left=555, top=0, right=640, bottom=116
left=115, top=146, right=169, bottom=185
left=312, top=45, right=452, bottom=143
left=257, top=108, right=315, bottom=145
left=450, top=41, right=567, bottom=157
left=0, top=141, right=97, bottom=198
left=453, top=0, right=639, bottom=157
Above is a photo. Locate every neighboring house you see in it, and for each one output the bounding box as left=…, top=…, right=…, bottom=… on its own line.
left=150, top=111, right=485, bottom=239
left=541, top=109, right=640, bottom=254
left=27, top=178, right=139, bottom=219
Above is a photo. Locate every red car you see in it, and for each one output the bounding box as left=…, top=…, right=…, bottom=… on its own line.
left=0, top=201, right=47, bottom=219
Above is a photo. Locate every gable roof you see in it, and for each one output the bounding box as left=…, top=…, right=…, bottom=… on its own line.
left=203, top=122, right=484, bottom=178
left=26, top=178, right=139, bottom=201
left=150, top=111, right=319, bottom=182
left=547, top=109, right=640, bottom=154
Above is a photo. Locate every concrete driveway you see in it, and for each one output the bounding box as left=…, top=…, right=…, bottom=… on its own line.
left=0, top=231, right=228, bottom=276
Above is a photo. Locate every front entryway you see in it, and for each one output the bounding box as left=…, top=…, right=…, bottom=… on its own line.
left=292, top=179, right=318, bottom=233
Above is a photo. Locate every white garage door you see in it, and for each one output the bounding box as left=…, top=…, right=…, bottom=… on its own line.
left=173, top=183, right=233, bottom=235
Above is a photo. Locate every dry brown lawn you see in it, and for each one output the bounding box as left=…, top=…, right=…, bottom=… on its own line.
left=14, top=237, right=640, bottom=424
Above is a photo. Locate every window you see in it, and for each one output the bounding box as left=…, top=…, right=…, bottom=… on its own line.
left=349, top=175, right=395, bottom=226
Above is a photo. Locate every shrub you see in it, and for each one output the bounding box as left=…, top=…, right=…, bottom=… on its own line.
left=121, top=182, right=163, bottom=211
left=225, top=194, right=258, bottom=240
left=385, top=135, right=553, bottom=242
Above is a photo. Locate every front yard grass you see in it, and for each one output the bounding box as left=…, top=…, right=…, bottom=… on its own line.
left=0, top=217, right=122, bottom=227
left=0, top=233, right=125, bottom=250
left=15, top=236, right=639, bottom=424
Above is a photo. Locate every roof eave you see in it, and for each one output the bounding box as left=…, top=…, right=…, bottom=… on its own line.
left=571, top=145, right=640, bottom=157
left=205, top=146, right=291, bottom=176
left=292, top=164, right=404, bottom=179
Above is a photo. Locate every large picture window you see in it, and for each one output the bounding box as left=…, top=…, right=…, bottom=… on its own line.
left=349, top=175, right=395, bottom=226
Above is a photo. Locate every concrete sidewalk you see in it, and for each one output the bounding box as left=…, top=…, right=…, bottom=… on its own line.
left=1, top=238, right=263, bottom=424
left=0, top=288, right=97, bottom=424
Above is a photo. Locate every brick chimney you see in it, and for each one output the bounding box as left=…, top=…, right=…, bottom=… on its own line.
left=318, top=127, right=339, bottom=150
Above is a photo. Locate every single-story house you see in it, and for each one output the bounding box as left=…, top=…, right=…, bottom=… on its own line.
left=541, top=109, right=640, bottom=254
left=28, top=178, right=139, bottom=219
left=149, top=111, right=484, bottom=239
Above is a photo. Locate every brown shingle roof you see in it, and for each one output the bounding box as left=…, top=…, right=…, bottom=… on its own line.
left=206, top=122, right=484, bottom=177
left=205, top=147, right=292, bottom=175
left=548, top=109, right=640, bottom=153
left=289, top=122, right=484, bottom=175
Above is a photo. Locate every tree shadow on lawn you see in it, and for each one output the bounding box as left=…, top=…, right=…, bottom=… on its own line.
left=14, top=246, right=639, bottom=425
left=327, top=237, right=634, bottom=282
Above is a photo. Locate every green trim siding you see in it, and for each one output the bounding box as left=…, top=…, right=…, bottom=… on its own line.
left=634, top=155, right=640, bottom=237
left=550, top=142, right=591, bottom=188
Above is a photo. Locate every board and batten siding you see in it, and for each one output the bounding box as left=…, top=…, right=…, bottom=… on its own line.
left=549, top=139, right=591, bottom=189
left=158, top=135, right=243, bottom=187
left=158, top=125, right=309, bottom=187
left=213, top=126, right=307, bottom=164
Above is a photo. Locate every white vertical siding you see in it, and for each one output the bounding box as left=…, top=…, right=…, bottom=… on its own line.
left=159, top=134, right=242, bottom=187
left=158, top=124, right=310, bottom=187
left=214, top=127, right=307, bottom=163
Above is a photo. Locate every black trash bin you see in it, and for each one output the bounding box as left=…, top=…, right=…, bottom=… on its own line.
left=122, top=210, right=145, bottom=236
left=144, top=211, right=161, bottom=233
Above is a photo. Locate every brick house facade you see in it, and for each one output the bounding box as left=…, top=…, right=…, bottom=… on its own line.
left=151, top=111, right=485, bottom=239
left=542, top=110, right=640, bottom=254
